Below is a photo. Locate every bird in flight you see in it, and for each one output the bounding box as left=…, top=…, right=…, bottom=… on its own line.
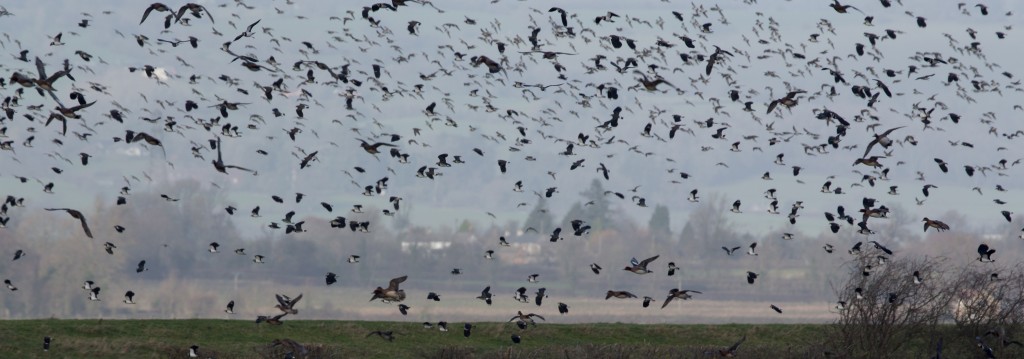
left=45, top=208, right=92, bottom=238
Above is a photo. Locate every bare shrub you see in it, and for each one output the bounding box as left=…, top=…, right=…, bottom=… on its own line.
left=252, top=340, right=342, bottom=359
left=829, top=254, right=1024, bottom=357
left=947, top=264, right=1024, bottom=339
left=829, top=255, right=956, bottom=357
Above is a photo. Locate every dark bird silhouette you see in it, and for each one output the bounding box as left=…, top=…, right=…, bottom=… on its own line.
left=719, top=335, right=746, bottom=357
left=140, top=3, right=173, bottom=25
left=862, top=126, right=904, bottom=158
left=45, top=208, right=92, bottom=238
left=548, top=7, right=568, bottom=27
left=476, top=286, right=493, bottom=305
left=174, top=3, right=214, bottom=24
left=661, top=289, right=701, bottom=308
left=366, top=330, right=395, bottom=341
left=359, top=139, right=396, bottom=155
left=605, top=290, right=638, bottom=299
left=978, top=244, right=996, bottom=262
left=211, top=136, right=255, bottom=175
left=829, top=0, right=863, bottom=14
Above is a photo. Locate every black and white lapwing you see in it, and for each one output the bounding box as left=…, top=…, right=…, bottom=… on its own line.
left=104, top=242, right=116, bottom=255
left=476, top=286, right=492, bottom=305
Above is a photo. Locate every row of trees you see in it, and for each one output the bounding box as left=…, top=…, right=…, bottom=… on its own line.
left=0, top=178, right=1021, bottom=319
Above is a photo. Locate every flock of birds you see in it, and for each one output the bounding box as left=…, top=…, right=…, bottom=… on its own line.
left=1, top=0, right=1023, bottom=357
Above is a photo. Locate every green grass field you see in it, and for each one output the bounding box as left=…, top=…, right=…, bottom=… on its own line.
left=0, top=319, right=996, bottom=358
left=0, top=319, right=824, bottom=358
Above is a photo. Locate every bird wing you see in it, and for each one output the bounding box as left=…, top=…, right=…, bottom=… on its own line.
left=728, top=335, right=746, bottom=351
left=173, top=6, right=190, bottom=22
left=275, top=294, right=290, bottom=307
left=640, top=255, right=660, bottom=267
left=140, top=5, right=158, bottom=24
left=78, top=215, right=93, bottom=238
left=862, top=138, right=879, bottom=158
left=389, top=275, right=408, bottom=290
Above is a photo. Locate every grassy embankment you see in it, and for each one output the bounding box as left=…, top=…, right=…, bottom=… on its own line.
left=0, top=319, right=986, bottom=358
